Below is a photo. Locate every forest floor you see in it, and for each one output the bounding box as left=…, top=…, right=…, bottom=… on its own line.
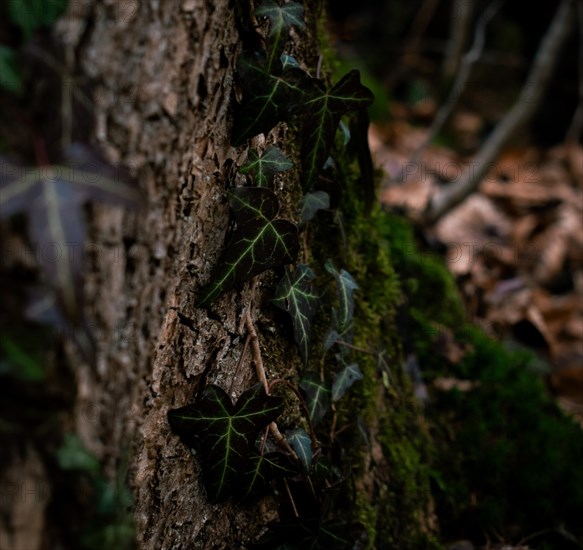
left=369, top=103, right=583, bottom=426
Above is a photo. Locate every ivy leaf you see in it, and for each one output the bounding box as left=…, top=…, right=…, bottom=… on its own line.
left=338, top=119, right=351, bottom=145
left=272, top=264, right=319, bottom=365
left=302, top=71, right=374, bottom=190
left=255, top=0, right=305, bottom=71
left=196, top=187, right=299, bottom=307
left=280, top=54, right=300, bottom=69
left=0, top=334, right=45, bottom=381
left=332, top=364, right=363, bottom=402
left=255, top=0, right=305, bottom=37
left=323, top=329, right=340, bottom=351
left=232, top=50, right=312, bottom=145
left=348, top=109, right=376, bottom=214
left=325, top=260, right=358, bottom=335
left=167, top=384, right=284, bottom=502
left=299, top=375, right=330, bottom=426
left=286, top=428, right=312, bottom=471
left=240, top=146, right=293, bottom=187
left=0, top=144, right=140, bottom=328
left=299, top=191, right=330, bottom=224
left=0, top=46, right=22, bottom=95
left=237, top=450, right=298, bottom=500
left=8, top=0, right=68, bottom=38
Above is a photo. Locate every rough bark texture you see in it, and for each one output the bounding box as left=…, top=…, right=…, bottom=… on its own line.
left=57, top=1, right=312, bottom=548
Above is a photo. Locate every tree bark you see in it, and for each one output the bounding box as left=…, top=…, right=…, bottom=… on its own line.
left=57, top=1, right=315, bottom=548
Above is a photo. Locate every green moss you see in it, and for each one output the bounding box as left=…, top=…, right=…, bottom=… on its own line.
left=379, top=213, right=464, bottom=328
left=429, top=329, right=583, bottom=544
left=305, top=135, right=439, bottom=546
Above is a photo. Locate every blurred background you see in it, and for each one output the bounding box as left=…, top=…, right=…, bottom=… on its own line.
left=326, top=1, right=583, bottom=546
left=327, top=0, right=582, bottom=408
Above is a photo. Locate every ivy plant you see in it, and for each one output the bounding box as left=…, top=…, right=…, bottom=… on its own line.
left=167, top=384, right=284, bottom=502
left=301, top=71, right=374, bottom=190
left=231, top=50, right=311, bottom=146
left=254, top=0, right=305, bottom=72
left=272, top=264, right=319, bottom=365
left=177, top=1, right=375, bottom=544
left=240, top=146, right=293, bottom=187
left=196, top=187, right=299, bottom=306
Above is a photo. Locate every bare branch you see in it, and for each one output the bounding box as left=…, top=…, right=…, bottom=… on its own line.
left=410, top=0, right=505, bottom=167
left=424, top=0, right=576, bottom=225
left=442, top=0, right=476, bottom=79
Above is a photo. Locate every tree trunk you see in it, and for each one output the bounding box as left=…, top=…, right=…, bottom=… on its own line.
left=64, top=1, right=301, bottom=547
left=1, top=2, right=435, bottom=549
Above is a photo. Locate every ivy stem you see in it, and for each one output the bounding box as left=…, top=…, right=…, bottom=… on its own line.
left=269, top=378, right=318, bottom=450
left=316, top=54, right=323, bottom=79
left=328, top=404, right=338, bottom=444
left=245, top=309, right=269, bottom=392
left=334, top=339, right=376, bottom=355
left=283, top=478, right=299, bottom=518
left=245, top=309, right=297, bottom=459
left=259, top=426, right=269, bottom=456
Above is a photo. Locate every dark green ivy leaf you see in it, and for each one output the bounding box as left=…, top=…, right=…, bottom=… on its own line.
left=286, top=428, right=312, bottom=471
left=8, top=0, right=68, bottom=38
left=332, top=364, right=363, bottom=402
left=302, top=70, right=374, bottom=190
left=348, top=109, right=376, bottom=214
left=231, top=50, right=311, bottom=146
left=299, top=191, right=330, bottom=224
left=300, top=375, right=330, bottom=427
left=0, top=334, right=45, bottom=381
left=255, top=0, right=305, bottom=72
left=0, top=46, right=22, bottom=94
left=240, top=146, right=293, bottom=187
left=196, top=187, right=299, bottom=307
left=167, top=384, right=284, bottom=502
left=325, top=260, right=358, bottom=335
left=237, top=450, right=298, bottom=500
left=255, top=0, right=305, bottom=37
left=272, top=264, right=319, bottom=364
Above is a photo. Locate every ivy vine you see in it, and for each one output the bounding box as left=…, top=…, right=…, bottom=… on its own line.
left=168, top=0, right=375, bottom=546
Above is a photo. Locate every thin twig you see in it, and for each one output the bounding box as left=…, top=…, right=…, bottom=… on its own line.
left=245, top=309, right=269, bottom=393
left=386, top=0, right=440, bottom=89
left=409, top=0, right=506, bottom=167
left=244, top=309, right=297, bottom=458
left=442, top=0, right=476, bottom=79
left=424, top=0, right=576, bottom=224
